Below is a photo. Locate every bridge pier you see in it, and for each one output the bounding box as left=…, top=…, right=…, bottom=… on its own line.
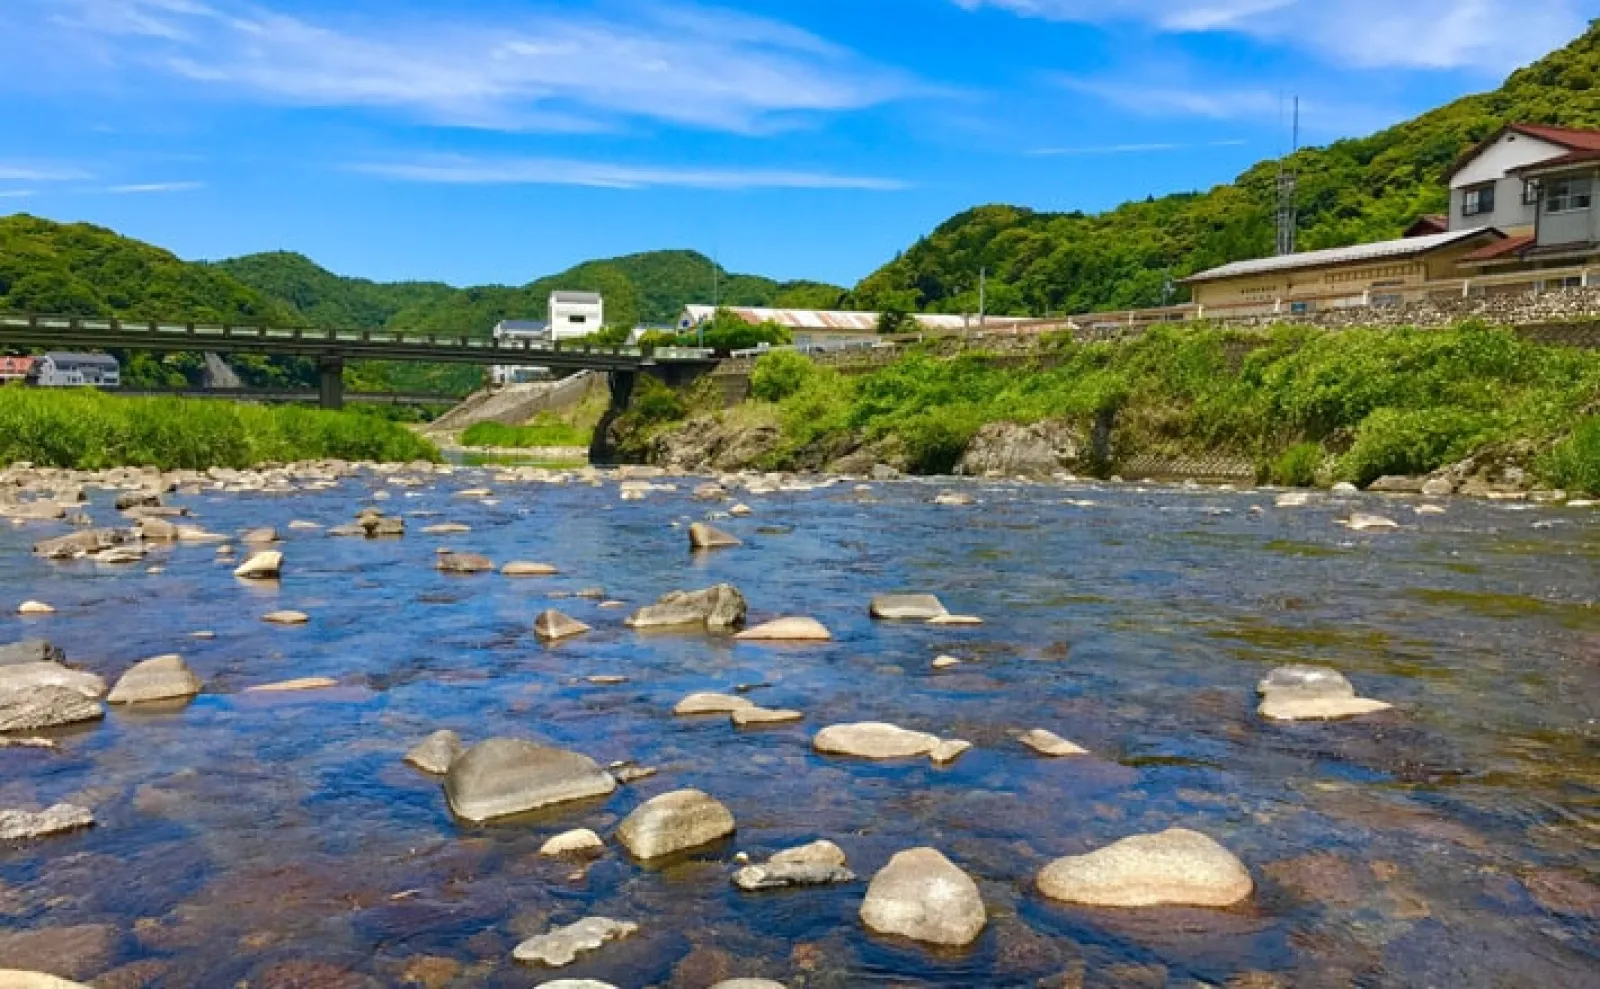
left=317, top=356, right=345, bottom=410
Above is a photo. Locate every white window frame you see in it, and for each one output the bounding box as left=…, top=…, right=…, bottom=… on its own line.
left=1546, top=176, right=1594, bottom=214
left=1462, top=182, right=1496, bottom=217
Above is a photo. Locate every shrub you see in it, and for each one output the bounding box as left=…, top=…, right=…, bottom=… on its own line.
left=628, top=376, right=687, bottom=426
left=1269, top=442, right=1323, bottom=487
left=750, top=350, right=814, bottom=402
left=1336, top=407, right=1495, bottom=486
left=0, top=386, right=437, bottom=469
left=1540, top=416, right=1600, bottom=494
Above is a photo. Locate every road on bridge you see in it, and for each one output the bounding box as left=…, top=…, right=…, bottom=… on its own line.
left=0, top=312, right=717, bottom=408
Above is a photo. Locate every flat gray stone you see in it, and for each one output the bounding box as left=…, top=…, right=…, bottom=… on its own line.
left=617, top=789, right=735, bottom=860
left=0, top=640, right=63, bottom=667
left=512, top=916, right=638, bottom=967
left=734, top=839, right=854, bottom=891
left=870, top=594, right=948, bottom=620
left=0, top=803, right=94, bottom=841
left=673, top=692, right=755, bottom=716
left=0, top=685, right=103, bottom=732
left=814, top=722, right=940, bottom=760
left=0, top=663, right=105, bottom=700
left=626, top=584, right=747, bottom=631
left=107, top=655, right=201, bottom=704
left=444, top=739, right=616, bottom=822
left=436, top=552, right=494, bottom=574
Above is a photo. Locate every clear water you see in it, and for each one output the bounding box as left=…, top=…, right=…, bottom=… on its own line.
left=2, top=473, right=1596, bottom=988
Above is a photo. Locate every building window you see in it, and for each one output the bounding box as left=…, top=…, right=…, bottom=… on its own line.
left=1546, top=176, right=1593, bottom=214
left=568, top=315, right=587, bottom=324
left=1522, top=180, right=1540, bottom=206
left=1462, top=183, right=1496, bottom=217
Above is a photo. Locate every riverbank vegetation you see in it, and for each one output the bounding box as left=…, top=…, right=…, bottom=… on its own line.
left=633, top=322, right=1600, bottom=492
left=460, top=416, right=590, bottom=449
left=0, top=387, right=437, bottom=469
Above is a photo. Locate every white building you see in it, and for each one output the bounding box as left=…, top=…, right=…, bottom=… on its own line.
left=549, top=291, right=603, bottom=341
left=32, top=352, right=120, bottom=388
left=677, top=304, right=1029, bottom=351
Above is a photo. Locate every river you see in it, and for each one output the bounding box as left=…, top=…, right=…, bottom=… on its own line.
left=2, top=469, right=1596, bottom=987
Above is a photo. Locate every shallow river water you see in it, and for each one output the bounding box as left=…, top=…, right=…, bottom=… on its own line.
left=2, top=471, right=1597, bottom=988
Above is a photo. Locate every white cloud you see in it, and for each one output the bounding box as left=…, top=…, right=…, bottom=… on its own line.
left=0, top=190, right=38, bottom=199
left=1029, top=139, right=1247, bottom=156
left=953, top=0, right=1586, bottom=73
left=29, top=0, right=914, bottom=133
left=0, top=165, right=91, bottom=181
left=1051, top=75, right=1400, bottom=136
left=107, top=181, right=204, bottom=193
left=351, top=156, right=908, bottom=191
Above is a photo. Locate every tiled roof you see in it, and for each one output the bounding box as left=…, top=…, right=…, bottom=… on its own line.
left=1459, top=233, right=1536, bottom=263
left=1512, top=148, right=1600, bottom=174
left=1181, top=228, right=1498, bottom=284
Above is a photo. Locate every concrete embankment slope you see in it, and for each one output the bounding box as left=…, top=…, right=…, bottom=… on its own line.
left=425, top=372, right=599, bottom=438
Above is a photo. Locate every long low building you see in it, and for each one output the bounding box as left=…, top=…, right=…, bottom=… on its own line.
left=678, top=304, right=1029, bottom=349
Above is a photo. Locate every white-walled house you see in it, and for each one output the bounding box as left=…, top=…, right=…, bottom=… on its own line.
left=549, top=291, right=603, bottom=341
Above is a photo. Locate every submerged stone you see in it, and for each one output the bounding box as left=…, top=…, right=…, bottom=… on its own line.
left=512, top=917, right=638, bottom=967
left=0, top=803, right=94, bottom=841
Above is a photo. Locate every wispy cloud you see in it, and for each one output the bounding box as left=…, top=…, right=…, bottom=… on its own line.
left=107, top=181, right=204, bottom=193
left=351, top=157, right=908, bottom=191
left=1030, top=140, right=1247, bottom=156
left=0, top=165, right=91, bottom=182
left=1051, top=75, right=1397, bottom=136
left=0, top=190, right=37, bottom=199
left=27, top=0, right=916, bottom=134
left=953, top=0, right=1586, bottom=73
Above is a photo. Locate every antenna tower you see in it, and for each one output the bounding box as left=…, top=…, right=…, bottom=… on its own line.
left=1276, top=97, right=1300, bottom=256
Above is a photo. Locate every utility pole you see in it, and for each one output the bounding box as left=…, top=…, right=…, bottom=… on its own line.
left=1276, top=96, right=1300, bottom=257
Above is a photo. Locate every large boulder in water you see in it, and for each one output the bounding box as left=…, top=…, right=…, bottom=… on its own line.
left=1035, top=828, right=1253, bottom=908
left=859, top=847, right=986, bottom=946
left=813, top=722, right=940, bottom=760
left=1256, top=665, right=1392, bottom=721
left=616, top=789, right=735, bottom=860
left=107, top=655, right=201, bottom=704
left=625, top=584, right=747, bottom=631
left=0, top=685, right=103, bottom=733
left=0, top=640, right=64, bottom=667
left=444, top=739, right=616, bottom=822
left=956, top=419, right=1082, bottom=478
left=32, top=529, right=128, bottom=560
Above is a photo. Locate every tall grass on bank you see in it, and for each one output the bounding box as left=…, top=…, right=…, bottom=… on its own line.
left=713, top=321, right=1600, bottom=490
left=0, top=386, right=438, bottom=469
left=459, top=415, right=590, bottom=449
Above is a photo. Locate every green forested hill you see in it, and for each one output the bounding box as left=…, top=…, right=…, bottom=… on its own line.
left=850, top=20, right=1600, bottom=316
left=219, top=248, right=845, bottom=334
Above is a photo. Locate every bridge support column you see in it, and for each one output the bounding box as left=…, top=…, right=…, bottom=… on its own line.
left=317, top=356, right=345, bottom=410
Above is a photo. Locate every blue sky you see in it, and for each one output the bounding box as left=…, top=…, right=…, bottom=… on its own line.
left=2, top=0, right=1593, bottom=290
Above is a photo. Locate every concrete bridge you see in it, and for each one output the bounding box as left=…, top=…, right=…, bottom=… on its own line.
left=0, top=312, right=718, bottom=409
left=115, top=387, right=461, bottom=407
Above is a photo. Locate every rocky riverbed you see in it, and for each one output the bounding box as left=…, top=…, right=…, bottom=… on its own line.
left=0, top=461, right=1596, bottom=987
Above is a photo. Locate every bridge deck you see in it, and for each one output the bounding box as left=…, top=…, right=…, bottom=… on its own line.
left=0, top=313, right=715, bottom=369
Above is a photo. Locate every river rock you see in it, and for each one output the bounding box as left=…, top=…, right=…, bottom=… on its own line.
left=436, top=552, right=494, bottom=574
left=0, top=640, right=64, bottom=666
left=1367, top=476, right=1424, bottom=494
left=421, top=523, right=471, bottom=535
left=1020, top=728, right=1088, bottom=757
left=931, top=656, right=962, bottom=670
left=0, top=685, right=103, bottom=732
left=93, top=547, right=145, bottom=564
left=136, top=517, right=179, bottom=542
left=512, top=917, right=638, bottom=967
left=240, top=527, right=279, bottom=544
left=262, top=610, right=309, bottom=625
left=957, top=419, right=1081, bottom=478
left=1330, top=481, right=1361, bottom=494
left=813, top=722, right=940, bottom=760
left=115, top=490, right=161, bottom=510
left=503, top=561, right=560, bottom=576
left=933, top=491, right=975, bottom=507
left=534, top=610, right=591, bottom=642
left=1035, top=828, right=1253, bottom=907
left=444, top=739, right=616, bottom=822
left=540, top=828, right=604, bottom=857
left=247, top=677, right=337, bottom=692
left=689, top=523, right=742, bottom=550
left=735, top=617, right=831, bottom=641
left=1344, top=513, right=1399, bottom=532
left=927, top=614, right=983, bottom=626
left=359, top=514, right=405, bottom=538
left=33, top=529, right=127, bottom=560
left=674, top=692, right=755, bottom=716
left=1421, top=477, right=1455, bottom=496
left=404, top=730, right=464, bottom=774
left=1256, top=665, right=1393, bottom=721
left=1274, top=492, right=1311, bottom=507
left=734, top=840, right=854, bottom=891
left=233, top=551, right=282, bottom=580
left=930, top=739, right=972, bottom=764
left=626, top=584, right=747, bottom=631
left=859, top=847, right=986, bottom=946
left=0, top=662, right=106, bottom=699
left=0, top=973, right=92, bottom=988
left=107, top=655, right=201, bottom=704
left=731, top=707, right=803, bottom=727
left=616, top=789, right=735, bottom=860
left=710, top=982, right=786, bottom=989
left=729, top=503, right=753, bottom=517
left=15, top=602, right=54, bottom=616
left=870, top=594, right=948, bottom=620
left=0, top=803, right=94, bottom=841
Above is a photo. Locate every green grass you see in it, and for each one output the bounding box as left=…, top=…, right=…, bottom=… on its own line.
left=460, top=414, right=590, bottom=448
left=0, top=386, right=438, bottom=469
left=661, top=321, right=1600, bottom=490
